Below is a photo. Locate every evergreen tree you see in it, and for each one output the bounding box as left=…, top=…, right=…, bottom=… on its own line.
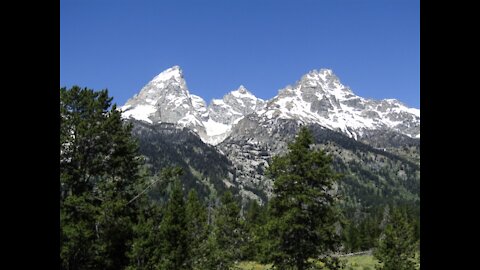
left=242, top=200, right=268, bottom=261
left=256, top=200, right=276, bottom=264
left=344, top=221, right=361, bottom=252
left=157, top=179, right=189, bottom=270
left=60, top=195, right=99, bottom=269
left=60, top=86, right=141, bottom=198
left=185, top=189, right=209, bottom=269
left=266, top=126, right=342, bottom=270
left=126, top=208, right=161, bottom=270
left=60, top=86, right=144, bottom=269
left=208, top=191, right=244, bottom=269
left=374, top=208, right=418, bottom=270
left=126, top=167, right=184, bottom=270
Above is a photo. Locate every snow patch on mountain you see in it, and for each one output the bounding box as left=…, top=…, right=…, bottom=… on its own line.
left=203, top=118, right=231, bottom=136
left=121, top=104, right=156, bottom=124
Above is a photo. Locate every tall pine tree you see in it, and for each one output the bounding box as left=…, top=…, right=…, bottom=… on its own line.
left=374, top=207, right=419, bottom=270
left=157, top=179, right=189, bottom=270
left=126, top=207, right=161, bottom=270
left=126, top=167, right=184, bottom=270
left=242, top=200, right=268, bottom=261
left=266, top=126, right=343, bottom=270
left=185, top=189, right=209, bottom=269
left=207, top=191, right=245, bottom=269
left=60, top=86, right=144, bottom=270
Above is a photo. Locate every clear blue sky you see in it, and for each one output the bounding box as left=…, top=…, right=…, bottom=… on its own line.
left=60, top=0, right=419, bottom=108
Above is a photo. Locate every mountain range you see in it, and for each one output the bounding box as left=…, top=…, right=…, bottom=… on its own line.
left=121, top=66, right=420, bottom=207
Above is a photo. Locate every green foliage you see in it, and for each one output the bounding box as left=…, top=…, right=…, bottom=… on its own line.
left=157, top=179, right=189, bottom=270
left=342, top=206, right=383, bottom=253
left=340, top=202, right=419, bottom=255
left=185, top=189, right=209, bottom=269
left=60, top=86, right=141, bottom=198
left=208, top=191, right=245, bottom=269
left=341, top=254, right=379, bottom=270
left=127, top=207, right=162, bottom=270
left=374, top=208, right=418, bottom=270
left=126, top=167, right=185, bottom=269
left=343, top=222, right=362, bottom=252
left=60, top=86, right=145, bottom=270
left=132, top=120, right=234, bottom=202
left=150, top=166, right=184, bottom=202
left=60, top=194, right=98, bottom=269
left=307, top=125, right=420, bottom=210
left=265, top=127, right=342, bottom=270
left=242, top=200, right=268, bottom=262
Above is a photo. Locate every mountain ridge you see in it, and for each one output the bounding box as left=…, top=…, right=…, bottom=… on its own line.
left=121, top=66, right=419, bottom=145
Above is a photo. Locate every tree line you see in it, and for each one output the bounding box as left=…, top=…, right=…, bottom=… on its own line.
left=60, top=86, right=419, bottom=270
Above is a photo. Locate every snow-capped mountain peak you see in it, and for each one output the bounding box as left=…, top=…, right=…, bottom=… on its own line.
left=121, top=65, right=198, bottom=126
left=231, top=85, right=252, bottom=96
left=258, top=68, right=419, bottom=139
left=151, top=65, right=183, bottom=83
left=208, top=86, right=265, bottom=124
left=202, top=85, right=266, bottom=144
left=237, top=84, right=247, bottom=92
left=306, top=68, right=333, bottom=81
left=297, top=69, right=352, bottom=95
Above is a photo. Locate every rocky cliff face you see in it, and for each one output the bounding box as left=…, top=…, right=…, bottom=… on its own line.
left=218, top=117, right=419, bottom=206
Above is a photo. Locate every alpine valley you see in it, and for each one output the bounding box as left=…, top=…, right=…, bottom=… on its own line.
left=121, top=66, right=420, bottom=209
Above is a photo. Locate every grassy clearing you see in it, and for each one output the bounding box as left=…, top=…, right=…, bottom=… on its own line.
left=234, top=254, right=379, bottom=270
left=341, top=254, right=378, bottom=270
left=233, top=261, right=272, bottom=270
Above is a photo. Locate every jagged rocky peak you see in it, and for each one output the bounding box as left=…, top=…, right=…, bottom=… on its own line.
left=190, top=94, right=208, bottom=114
left=273, top=69, right=353, bottom=110
left=236, top=84, right=248, bottom=94
left=226, top=85, right=258, bottom=100
left=207, top=85, right=263, bottom=124
left=301, top=68, right=334, bottom=82
left=135, top=66, right=189, bottom=101
left=202, top=85, right=266, bottom=145
left=122, top=65, right=189, bottom=107
left=223, top=85, right=265, bottom=114
left=296, top=68, right=353, bottom=96
left=150, top=65, right=183, bottom=83
left=121, top=65, right=203, bottom=129
left=229, top=85, right=255, bottom=98
left=257, top=68, right=420, bottom=139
